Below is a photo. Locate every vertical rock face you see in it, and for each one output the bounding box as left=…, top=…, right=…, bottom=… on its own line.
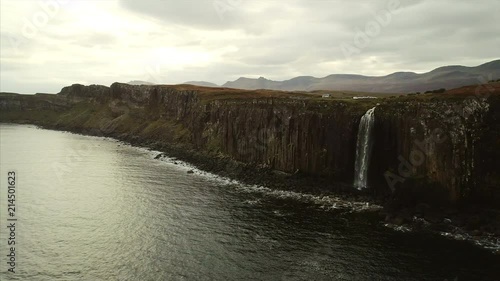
left=193, top=100, right=362, bottom=181
left=0, top=94, right=68, bottom=111
left=475, top=94, right=500, bottom=206
left=370, top=93, right=497, bottom=207
left=59, top=84, right=111, bottom=104
left=135, top=90, right=363, bottom=182
left=1, top=83, right=499, bottom=209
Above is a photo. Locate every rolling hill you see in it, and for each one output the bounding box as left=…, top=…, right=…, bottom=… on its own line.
left=222, top=60, right=500, bottom=93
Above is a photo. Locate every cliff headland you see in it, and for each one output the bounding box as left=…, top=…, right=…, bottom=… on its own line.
left=2, top=82, right=500, bottom=239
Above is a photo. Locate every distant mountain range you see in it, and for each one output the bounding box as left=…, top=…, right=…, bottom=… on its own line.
left=222, top=60, right=500, bottom=93
left=129, top=60, right=500, bottom=93
left=127, top=80, right=155, bottom=86
left=183, top=81, right=219, bottom=87
left=126, top=80, right=218, bottom=87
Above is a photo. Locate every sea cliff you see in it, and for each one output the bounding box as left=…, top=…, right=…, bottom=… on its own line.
left=1, top=82, right=499, bottom=233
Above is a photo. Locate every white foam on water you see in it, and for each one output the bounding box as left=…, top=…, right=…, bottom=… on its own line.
left=152, top=153, right=241, bottom=186
left=150, top=152, right=383, bottom=213
left=384, top=217, right=500, bottom=254
left=234, top=184, right=382, bottom=213
left=439, top=232, right=500, bottom=255
left=384, top=224, right=413, bottom=233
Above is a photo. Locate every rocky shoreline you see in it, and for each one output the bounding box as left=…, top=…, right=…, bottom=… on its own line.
left=28, top=122, right=500, bottom=254
left=1, top=82, right=500, bottom=254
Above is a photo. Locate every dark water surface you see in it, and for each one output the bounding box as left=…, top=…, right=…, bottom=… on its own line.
left=0, top=124, right=499, bottom=281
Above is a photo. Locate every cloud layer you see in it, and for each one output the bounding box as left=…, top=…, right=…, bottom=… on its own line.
left=1, top=0, right=499, bottom=93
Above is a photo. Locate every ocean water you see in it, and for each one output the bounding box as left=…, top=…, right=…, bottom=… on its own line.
left=0, top=124, right=499, bottom=281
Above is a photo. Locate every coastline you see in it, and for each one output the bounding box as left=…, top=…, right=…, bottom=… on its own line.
left=3, top=122, right=498, bottom=254
left=1, top=82, right=500, bottom=254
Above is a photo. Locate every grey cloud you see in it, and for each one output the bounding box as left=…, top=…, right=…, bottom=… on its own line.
left=119, top=0, right=250, bottom=29
left=72, top=33, right=118, bottom=48
left=1, top=0, right=499, bottom=93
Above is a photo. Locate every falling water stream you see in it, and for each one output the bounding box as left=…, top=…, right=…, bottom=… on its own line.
left=354, top=107, right=376, bottom=190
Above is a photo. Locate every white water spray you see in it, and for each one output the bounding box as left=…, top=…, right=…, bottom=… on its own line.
left=354, top=107, right=376, bottom=190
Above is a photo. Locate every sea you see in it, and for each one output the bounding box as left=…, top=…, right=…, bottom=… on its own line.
left=0, top=124, right=499, bottom=280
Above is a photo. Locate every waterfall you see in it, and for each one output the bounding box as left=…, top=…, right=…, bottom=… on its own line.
left=354, top=107, right=376, bottom=190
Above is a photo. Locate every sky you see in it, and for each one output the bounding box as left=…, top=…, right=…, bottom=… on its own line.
left=0, top=0, right=499, bottom=94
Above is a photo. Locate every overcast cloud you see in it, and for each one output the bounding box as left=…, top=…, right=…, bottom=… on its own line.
left=1, top=0, right=499, bottom=93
